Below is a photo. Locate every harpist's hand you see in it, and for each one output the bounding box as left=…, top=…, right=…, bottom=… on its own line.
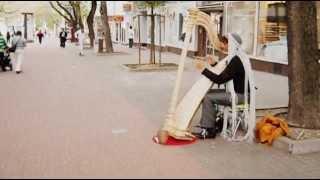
left=207, top=56, right=218, bottom=66
left=195, top=60, right=205, bottom=71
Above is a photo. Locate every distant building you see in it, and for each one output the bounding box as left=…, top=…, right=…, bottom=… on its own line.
left=96, top=1, right=320, bottom=76
left=132, top=1, right=198, bottom=56
left=93, top=1, right=133, bottom=45
left=131, top=1, right=291, bottom=76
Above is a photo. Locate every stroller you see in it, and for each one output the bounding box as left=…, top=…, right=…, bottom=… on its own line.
left=1, top=48, right=13, bottom=72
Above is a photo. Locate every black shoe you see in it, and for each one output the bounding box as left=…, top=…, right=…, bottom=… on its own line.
left=193, top=128, right=216, bottom=139
left=16, top=71, right=21, bottom=74
left=216, top=119, right=224, bottom=134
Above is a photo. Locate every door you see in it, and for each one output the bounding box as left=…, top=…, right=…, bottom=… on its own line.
left=197, top=26, right=207, bottom=57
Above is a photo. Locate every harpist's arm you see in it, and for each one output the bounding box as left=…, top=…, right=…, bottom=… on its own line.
left=201, top=57, right=240, bottom=84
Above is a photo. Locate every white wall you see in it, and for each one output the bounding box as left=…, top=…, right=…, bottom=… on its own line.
left=107, top=1, right=124, bottom=16
left=132, top=1, right=198, bottom=51
left=163, top=1, right=198, bottom=51
left=106, top=1, right=133, bottom=44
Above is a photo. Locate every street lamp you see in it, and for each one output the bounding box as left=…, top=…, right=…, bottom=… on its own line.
left=21, top=12, right=34, bottom=42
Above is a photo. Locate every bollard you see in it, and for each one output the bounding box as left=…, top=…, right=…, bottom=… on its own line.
left=98, top=39, right=103, bottom=53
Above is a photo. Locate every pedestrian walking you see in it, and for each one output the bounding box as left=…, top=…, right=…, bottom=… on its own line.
left=128, top=26, right=134, bottom=48
left=76, top=28, right=85, bottom=56
left=59, top=28, right=67, bottom=48
left=37, top=30, right=44, bottom=44
left=6, top=31, right=11, bottom=44
left=0, top=32, right=8, bottom=71
left=11, top=31, right=26, bottom=74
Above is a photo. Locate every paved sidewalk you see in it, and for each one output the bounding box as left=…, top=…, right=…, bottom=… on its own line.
left=0, top=38, right=318, bottom=178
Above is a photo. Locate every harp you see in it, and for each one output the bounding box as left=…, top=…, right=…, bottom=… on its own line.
left=155, top=8, right=256, bottom=143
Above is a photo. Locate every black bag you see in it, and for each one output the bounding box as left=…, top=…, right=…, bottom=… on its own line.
left=8, top=44, right=16, bottom=53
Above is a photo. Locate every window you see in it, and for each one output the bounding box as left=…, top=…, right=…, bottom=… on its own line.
left=257, top=1, right=287, bottom=62
left=168, top=11, right=175, bottom=44
left=227, top=2, right=256, bottom=54
left=178, top=13, right=184, bottom=41
left=116, top=23, right=119, bottom=41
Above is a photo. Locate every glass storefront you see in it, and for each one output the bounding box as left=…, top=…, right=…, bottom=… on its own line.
left=257, top=1, right=287, bottom=62
left=226, top=1, right=256, bottom=54
left=226, top=1, right=288, bottom=63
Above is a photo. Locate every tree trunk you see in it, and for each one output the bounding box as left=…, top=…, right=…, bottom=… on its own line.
left=287, top=1, right=320, bottom=129
left=150, top=6, right=155, bottom=64
left=69, top=1, right=82, bottom=42
left=100, top=1, right=113, bottom=53
left=87, top=1, right=97, bottom=48
left=77, top=5, right=84, bottom=31
left=71, top=23, right=77, bottom=42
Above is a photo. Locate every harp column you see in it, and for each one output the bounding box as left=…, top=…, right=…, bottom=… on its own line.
left=162, top=8, right=199, bottom=132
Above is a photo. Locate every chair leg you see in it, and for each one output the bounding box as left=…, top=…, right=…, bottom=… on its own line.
left=232, top=115, right=242, bottom=139
left=221, top=107, right=230, bottom=138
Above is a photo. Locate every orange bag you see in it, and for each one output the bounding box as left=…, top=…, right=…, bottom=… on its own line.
left=255, top=115, right=289, bottom=145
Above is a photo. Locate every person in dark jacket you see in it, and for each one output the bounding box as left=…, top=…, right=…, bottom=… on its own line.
left=0, top=32, right=8, bottom=71
left=59, top=28, right=67, bottom=48
left=194, top=33, right=247, bottom=139
left=6, top=31, right=11, bottom=44
left=37, top=30, right=44, bottom=44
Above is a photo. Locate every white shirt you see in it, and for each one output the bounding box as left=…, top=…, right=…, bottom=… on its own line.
left=12, top=35, right=26, bottom=50
left=128, top=29, right=134, bottom=39
left=76, top=29, right=84, bottom=41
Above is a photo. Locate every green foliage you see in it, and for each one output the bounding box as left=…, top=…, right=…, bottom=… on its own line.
left=0, top=4, right=4, bottom=14
left=80, top=1, right=90, bottom=18
left=0, top=2, right=17, bottom=15
left=34, top=4, right=61, bottom=30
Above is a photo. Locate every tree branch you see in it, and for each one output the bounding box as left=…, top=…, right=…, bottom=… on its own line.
left=69, top=1, right=78, bottom=21
left=87, top=1, right=97, bottom=22
left=49, top=1, right=71, bottom=22
left=55, top=1, right=75, bottom=22
left=87, top=0, right=97, bottom=44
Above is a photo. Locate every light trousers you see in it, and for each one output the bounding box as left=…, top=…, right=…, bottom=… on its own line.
left=79, top=39, right=84, bottom=55
left=14, top=49, right=24, bottom=72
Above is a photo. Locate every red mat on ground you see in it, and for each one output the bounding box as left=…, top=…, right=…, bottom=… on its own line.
left=153, top=136, right=197, bottom=146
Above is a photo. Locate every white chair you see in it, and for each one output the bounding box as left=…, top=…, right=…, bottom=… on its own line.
left=218, top=34, right=256, bottom=142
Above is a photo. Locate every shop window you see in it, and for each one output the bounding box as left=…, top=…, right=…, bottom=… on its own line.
left=168, top=11, right=176, bottom=44
left=178, top=13, right=192, bottom=43
left=227, top=2, right=256, bottom=54
left=257, top=1, right=287, bottom=62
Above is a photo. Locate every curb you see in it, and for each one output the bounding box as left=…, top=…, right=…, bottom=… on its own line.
left=273, top=136, right=320, bottom=154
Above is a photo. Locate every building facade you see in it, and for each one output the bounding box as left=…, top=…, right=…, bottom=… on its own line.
left=106, top=1, right=133, bottom=45
left=118, top=1, right=320, bottom=76
left=193, top=1, right=288, bottom=75
left=133, top=1, right=289, bottom=75
left=132, top=1, right=198, bottom=56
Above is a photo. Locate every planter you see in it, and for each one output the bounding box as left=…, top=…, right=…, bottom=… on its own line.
left=122, top=63, right=179, bottom=72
